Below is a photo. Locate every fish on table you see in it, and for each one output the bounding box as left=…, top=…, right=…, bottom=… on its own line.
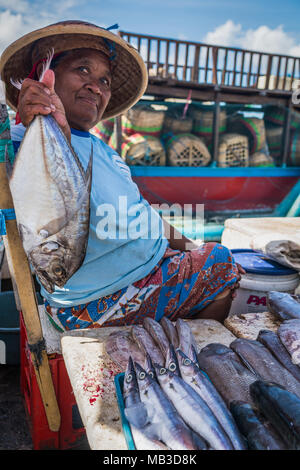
left=197, top=343, right=258, bottom=406
left=277, top=319, right=300, bottom=366
left=176, top=349, right=246, bottom=450
left=250, top=380, right=300, bottom=450
left=143, top=317, right=170, bottom=358
left=175, top=318, right=198, bottom=360
left=267, top=291, right=300, bottom=321
left=133, top=362, right=207, bottom=450
left=230, top=400, right=286, bottom=450
left=230, top=338, right=300, bottom=398
left=105, top=330, right=146, bottom=370
left=257, top=329, right=300, bottom=382
left=160, top=317, right=179, bottom=349
left=132, top=325, right=165, bottom=366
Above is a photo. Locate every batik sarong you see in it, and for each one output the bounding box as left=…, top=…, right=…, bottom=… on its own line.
left=44, top=242, right=239, bottom=331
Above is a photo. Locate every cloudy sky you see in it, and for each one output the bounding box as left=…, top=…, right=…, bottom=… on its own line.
left=0, top=0, right=299, bottom=56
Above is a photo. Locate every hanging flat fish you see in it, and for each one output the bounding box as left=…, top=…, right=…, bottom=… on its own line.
left=7, top=113, right=92, bottom=293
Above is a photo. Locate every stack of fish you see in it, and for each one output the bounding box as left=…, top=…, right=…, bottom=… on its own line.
left=106, top=309, right=300, bottom=450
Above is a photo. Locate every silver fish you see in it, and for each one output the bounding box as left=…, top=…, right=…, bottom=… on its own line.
left=277, top=319, right=300, bottom=366
left=132, top=325, right=164, bottom=365
left=160, top=317, right=179, bottom=349
left=176, top=349, right=246, bottom=450
left=154, top=364, right=233, bottom=450
left=143, top=317, right=170, bottom=358
left=165, top=344, right=181, bottom=376
left=134, top=362, right=206, bottom=450
left=105, top=330, right=146, bottom=370
left=8, top=114, right=92, bottom=293
left=175, top=318, right=198, bottom=360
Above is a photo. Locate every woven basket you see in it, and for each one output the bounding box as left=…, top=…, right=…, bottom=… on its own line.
left=264, top=105, right=300, bottom=130
left=265, top=124, right=283, bottom=163
left=165, top=133, right=211, bottom=167
left=218, top=133, right=249, bottom=167
left=227, top=116, right=267, bottom=154
left=162, top=108, right=193, bottom=136
left=91, top=118, right=114, bottom=143
left=122, top=133, right=166, bottom=166
left=289, top=130, right=300, bottom=166
left=122, top=103, right=166, bottom=137
left=249, top=152, right=275, bottom=167
left=192, top=108, right=227, bottom=143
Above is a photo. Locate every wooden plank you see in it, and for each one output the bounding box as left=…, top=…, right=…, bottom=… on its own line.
left=174, top=41, right=179, bottom=79
left=255, top=53, right=263, bottom=89
left=205, top=46, right=210, bottom=82
left=183, top=43, right=189, bottom=81
left=192, top=45, right=200, bottom=82
left=275, top=56, right=282, bottom=89
left=164, top=40, right=170, bottom=78
left=221, top=49, right=228, bottom=85
left=281, top=99, right=292, bottom=166
left=212, top=93, right=221, bottom=163
left=239, top=51, right=245, bottom=87
left=212, top=47, right=218, bottom=85
left=232, top=50, right=238, bottom=85
left=282, top=57, right=289, bottom=91
left=156, top=39, right=161, bottom=75
left=247, top=52, right=253, bottom=87
left=265, top=54, right=273, bottom=90
left=0, top=102, right=61, bottom=432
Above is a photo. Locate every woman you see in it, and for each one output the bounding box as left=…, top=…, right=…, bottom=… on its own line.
left=0, top=20, right=243, bottom=331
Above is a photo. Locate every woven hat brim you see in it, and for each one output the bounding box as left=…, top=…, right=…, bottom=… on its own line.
left=0, top=21, right=148, bottom=120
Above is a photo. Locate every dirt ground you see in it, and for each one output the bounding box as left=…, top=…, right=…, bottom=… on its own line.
left=0, top=364, right=90, bottom=450
left=0, top=365, right=33, bottom=450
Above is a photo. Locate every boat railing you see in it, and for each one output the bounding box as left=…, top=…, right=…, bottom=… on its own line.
left=119, top=31, right=300, bottom=94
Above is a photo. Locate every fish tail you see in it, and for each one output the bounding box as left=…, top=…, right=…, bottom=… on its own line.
left=39, top=48, right=55, bottom=82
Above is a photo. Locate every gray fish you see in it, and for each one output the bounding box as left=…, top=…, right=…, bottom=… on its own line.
left=8, top=114, right=92, bottom=293
left=145, top=352, right=157, bottom=381
left=132, top=325, right=165, bottom=366
left=143, top=317, right=170, bottom=358
left=176, top=349, right=246, bottom=450
left=229, top=401, right=286, bottom=450
left=105, top=330, right=146, bottom=370
left=134, top=362, right=206, bottom=450
left=250, top=380, right=300, bottom=450
left=230, top=338, right=300, bottom=398
left=123, top=357, right=168, bottom=450
left=175, top=318, right=198, bottom=360
left=154, top=363, right=233, bottom=450
left=267, top=291, right=300, bottom=321
left=278, top=319, right=300, bottom=366
left=197, top=343, right=258, bottom=406
left=160, top=317, right=179, bottom=349
left=257, top=329, right=300, bottom=382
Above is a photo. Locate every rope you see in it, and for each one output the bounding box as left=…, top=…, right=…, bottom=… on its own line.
left=0, top=208, right=16, bottom=236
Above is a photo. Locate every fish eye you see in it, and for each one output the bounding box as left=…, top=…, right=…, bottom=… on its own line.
left=184, top=358, right=191, bottom=365
left=139, top=372, right=146, bottom=380
left=160, top=367, right=167, bottom=375
left=169, top=362, right=176, bottom=372
left=53, top=266, right=63, bottom=276
left=125, top=374, right=132, bottom=383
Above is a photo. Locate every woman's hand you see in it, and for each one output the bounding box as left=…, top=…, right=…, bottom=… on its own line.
left=17, top=69, right=71, bottom=142
left=231, top=262, right=246, bottom=299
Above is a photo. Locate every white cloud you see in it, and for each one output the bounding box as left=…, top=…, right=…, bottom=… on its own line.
left=203, top=20, right=300, bottom=56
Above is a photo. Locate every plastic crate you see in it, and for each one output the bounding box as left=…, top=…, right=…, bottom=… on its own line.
left=20, top=313, right=87, bottom=450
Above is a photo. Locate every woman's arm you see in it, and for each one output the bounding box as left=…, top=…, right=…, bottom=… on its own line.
left=163, top=218, right=199, bottom=251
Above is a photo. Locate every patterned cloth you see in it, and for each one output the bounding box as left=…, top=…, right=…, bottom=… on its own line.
left=44, top=242, right=239, bottom=331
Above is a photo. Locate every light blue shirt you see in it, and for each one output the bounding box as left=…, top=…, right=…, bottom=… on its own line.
left=11, top=124, right=168, bottom=307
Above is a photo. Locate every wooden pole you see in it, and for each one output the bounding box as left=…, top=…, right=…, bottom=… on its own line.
left=0, top=99, right=61, bottom=432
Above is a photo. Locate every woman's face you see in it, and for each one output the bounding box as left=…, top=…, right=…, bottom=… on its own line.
left=53, top=48, right=112, bottom=131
